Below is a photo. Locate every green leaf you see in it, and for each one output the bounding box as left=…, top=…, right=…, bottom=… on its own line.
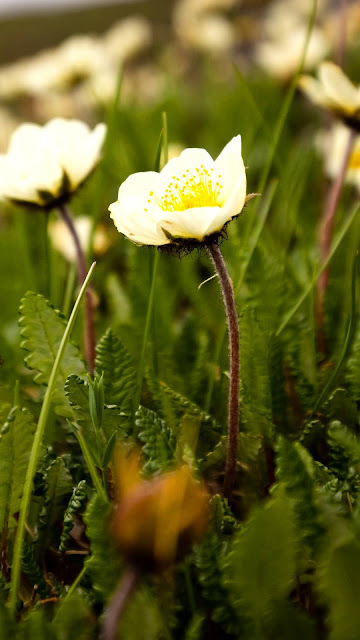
left=59, top=480, right=88, bottom=552
left=84, top=493, right=122, bottom=601
left=318, top=539, right=360, bottom=640
left=275, top=437, right=324, bottom=553
left=66, top=374, right=129, bottom=467
left=17, top=609, right=55, bottom=640
left=95, top=328, right=136, bottom=412
left=224, top=489, right=297, bottom=623
left=21, top=542, right=50, bottom=598
left=35, top=457, right=73, bottom=549
left=53, top=592, right=94, bottom=640
left=239, top=308, right=273, bottom=438
left=0, top=407, right=36, bottom=531
left=19, top=292, right=86, bottom=418
left=136, top=406, right=176, bottom=474
left=120, top=585, right=171, bottom=640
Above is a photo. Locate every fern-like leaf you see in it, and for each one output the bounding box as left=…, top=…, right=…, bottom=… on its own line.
left=19, top=292, right=86, bottom=418
left=59, top=480, right=88, bottom=551
left=0, top=406, right=36, bottom=531
left=22, top=542, right=50, bottom=598
left=95, top=328, right=136, bottom=413
left=136, top=406, right=175, bottom=474
left=84, top=493, right=122, bottom=601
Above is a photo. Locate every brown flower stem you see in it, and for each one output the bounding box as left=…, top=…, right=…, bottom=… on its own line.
left=101, top=567, right=140, bottom=640
left=58, top=203, right=95, bottom=373
left=316, top=127, right=356, bottom=354
left=206, top=242, right=240, bottom=502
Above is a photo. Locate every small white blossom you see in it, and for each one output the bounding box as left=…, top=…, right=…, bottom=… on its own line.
left=109, top=135, right=247, bottom=246
left=317, top=123, right=360, bottom=188
left=299, top=62, right=360, bottom=128
left=49, top=216, right=110, bottom=263
left=0, top=118, right=106, bottom=207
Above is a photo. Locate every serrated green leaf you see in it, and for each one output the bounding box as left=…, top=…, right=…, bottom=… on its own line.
left=275, top=437, right=324, bottom=553
left=84, top=493, right=122, bottom=601
left=0, top=406, right=36, bottom=531
left=318, top=539, right=360, bottom=640
left=136, top=406, right=175, bottom=474
left=19, top=292, right=86, bottom=418
left=36, top=457, right=73, bottom=549
left=224, top=490, right=297, bottom=622
left=66, top=374, right=128, bottom=467
left=52, top=592, right=94, bottom=640
left=95, top=328, right=136, bottom=412
left=59, top=480, right=88, bottom=552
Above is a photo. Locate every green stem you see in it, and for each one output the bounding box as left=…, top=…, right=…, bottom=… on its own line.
left=76, top=430, right=108, bottom=502
left=133, top=251, right=159, bottom=421
left=276, top=201, right=360, bottom=337
left=9, top=262, right=96, bottom=615
left=63, top=564, right=88, bottom=601
left=132, top=112, right=168, bottom=424
left=62, top=263, right=77, bottom=318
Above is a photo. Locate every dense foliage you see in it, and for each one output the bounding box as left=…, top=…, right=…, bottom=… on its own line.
left=1, top=5, right=360, bottom=638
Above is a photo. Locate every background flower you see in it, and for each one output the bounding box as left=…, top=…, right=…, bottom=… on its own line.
left=0, top=117, right=106, bottom=207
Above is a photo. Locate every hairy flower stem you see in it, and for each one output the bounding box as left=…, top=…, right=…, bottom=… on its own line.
left=206, top=242, right=240, bottom=501
left=58, top=204, right=96, bottom=373
left=316, top=128, right=356, bottom=354
left=101, top=567, right=140, bottom=640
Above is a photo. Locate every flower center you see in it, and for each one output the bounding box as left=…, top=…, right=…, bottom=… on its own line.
left=348, top=150, right=360, bottom=170
left=145, top=165, right=223, bottom=213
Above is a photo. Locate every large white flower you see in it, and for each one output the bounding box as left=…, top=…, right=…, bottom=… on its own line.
left=299, top=62, right=360, bottom=128
left=109, top=135, right=247, bottom=246
left=0, top=118, right=106, bottom=207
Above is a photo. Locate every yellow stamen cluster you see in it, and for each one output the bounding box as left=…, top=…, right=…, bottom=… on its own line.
left=144, top=165, right=223, bottom=213
left=348, top=150, right=360, bottom=170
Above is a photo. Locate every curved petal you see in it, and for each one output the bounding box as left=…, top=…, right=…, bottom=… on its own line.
left=7, top=123, right=63, bottom=195
left=204, top=173, right=247, bottom=236
left=319, top=62, right=360, bottom=112
left=118, top=171, right=162, bottom=200
left=45, top=119, right=106, bottom=189
left=160, top=148, right=214, bottom=182
left=298, top=75, right=329, bottom=107
left=156, top=205, right=221, bottom=241
left=109, top=198, right=168, bottom=245
left=213, top=135, right=245, bottom=202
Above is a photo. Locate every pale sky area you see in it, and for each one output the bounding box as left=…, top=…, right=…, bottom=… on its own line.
left=0, top=0, right=142, bottom=17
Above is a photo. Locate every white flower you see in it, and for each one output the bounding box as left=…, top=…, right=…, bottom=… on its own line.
left=256, top=27, right=329, bottom=81
left=317, top=123, right=360, bottom=188
left=49, top=216, right=110, bottom=263
left=109, top=135, right=247, bottom=246
left=0, top=118, right=106, bottom=207
left=299, top=62, right=360, bottom=127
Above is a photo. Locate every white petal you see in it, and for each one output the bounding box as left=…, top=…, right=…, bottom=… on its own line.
left=45, top=118, right=106, bottom=189
left=156, top=206, right=221, bottom=241
left=204, top=173, right=247, bottom=236
left=118, top=171, right=162, bottom=199
left=213, top=135, right=245, bottom=201
left=298, top=75, right=329, bottom=107
left=109, top=198, right=168, bottom=245
left=160, top=148, right=214, bottom=182
left=319, top=62, right=360, bottom=113
left=7, top=123, right=63, bottom=195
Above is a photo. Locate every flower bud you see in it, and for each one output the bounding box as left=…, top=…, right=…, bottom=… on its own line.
left=110, top=449, right=209, bottom=571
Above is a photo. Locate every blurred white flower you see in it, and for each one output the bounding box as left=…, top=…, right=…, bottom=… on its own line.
left=256, top=26, right=329, bottom=81
left=49, top=215, right=110, bottom=262
left=317, top=123, right=360, bottom=187
left=103, top=16, right=153, bottom=65
left=0, top=107, right=20, bottom=152
left=109, top=135, right=247, bottom=246
left=173, top=0, right=236, bottom=54
left=299, top=62, right=360, bottom=128
left=0, top=118, right=106, bottom=207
